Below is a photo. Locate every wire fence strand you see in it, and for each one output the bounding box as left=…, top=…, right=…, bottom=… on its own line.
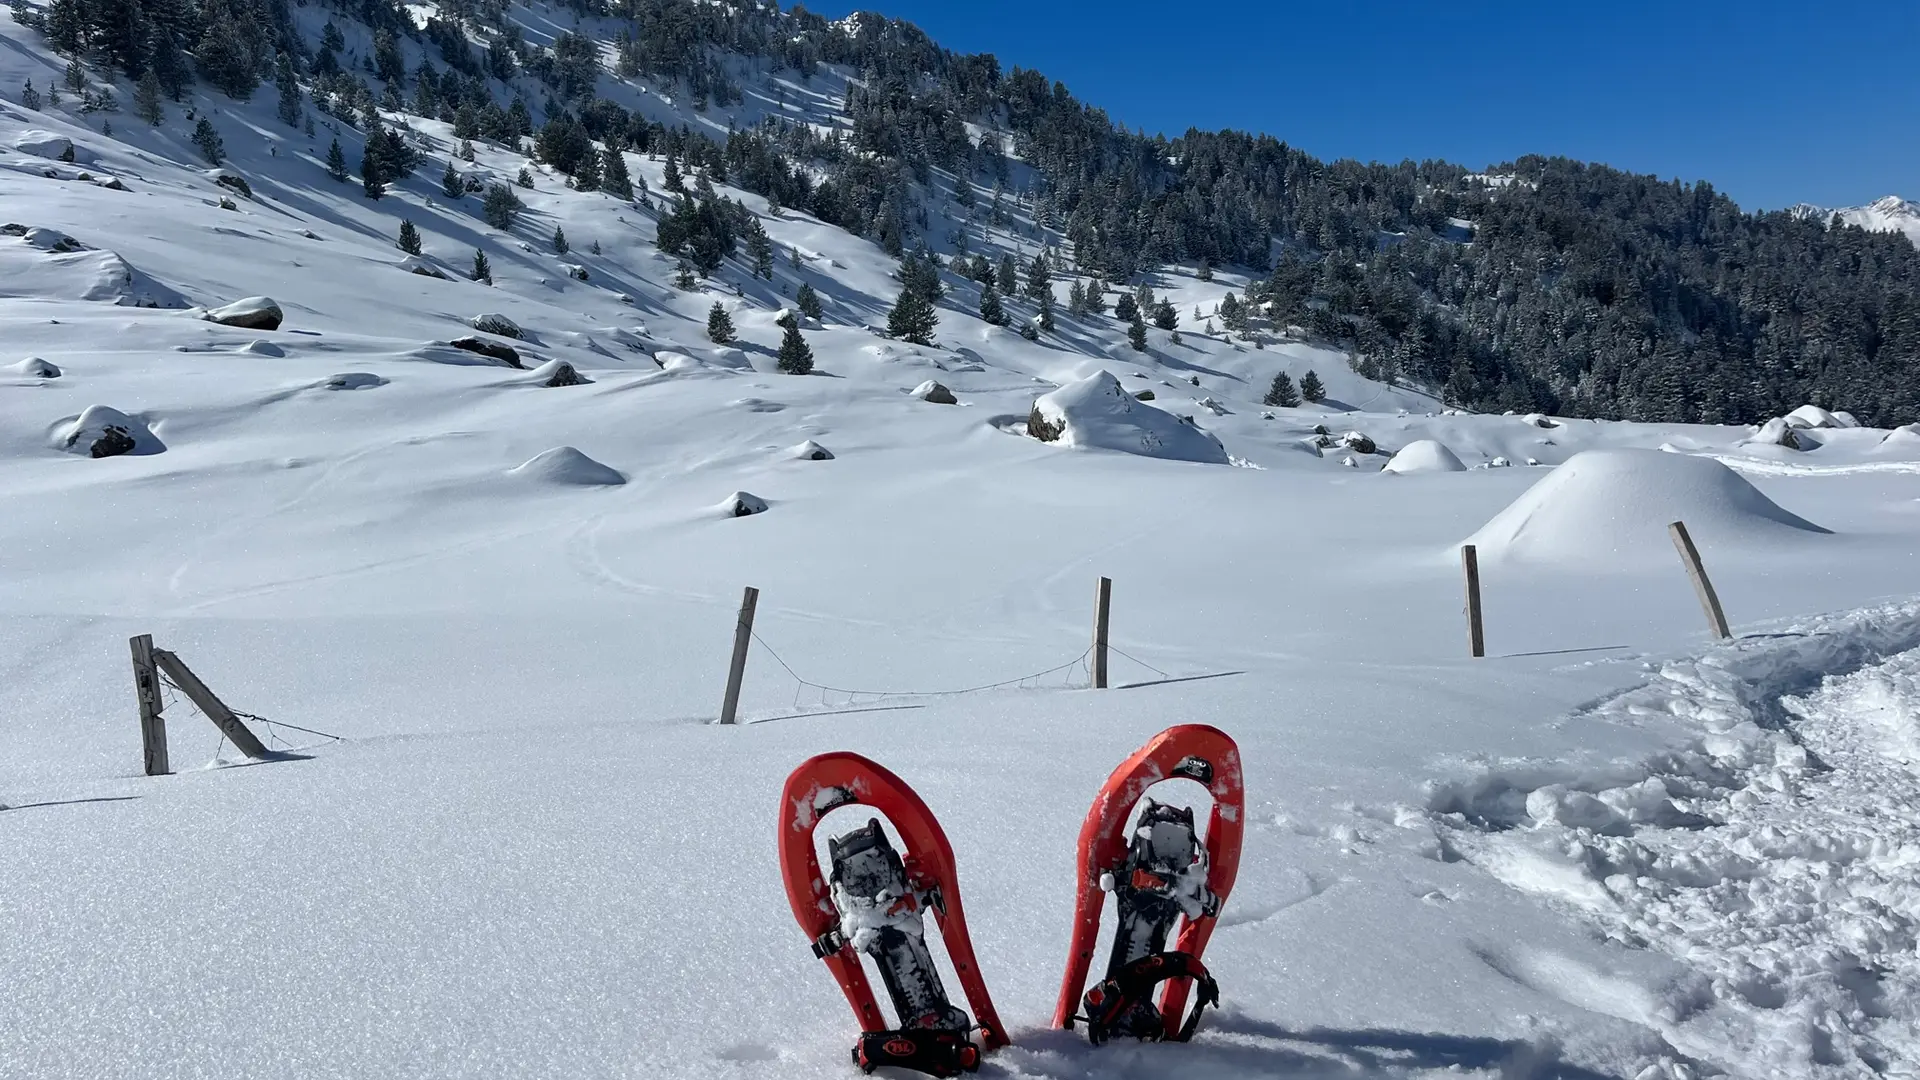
left=749, top=630, right=1096, bottom=711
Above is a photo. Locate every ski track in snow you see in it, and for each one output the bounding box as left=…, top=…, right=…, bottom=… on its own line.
left=1428, top=604, right=1920, bottom=1079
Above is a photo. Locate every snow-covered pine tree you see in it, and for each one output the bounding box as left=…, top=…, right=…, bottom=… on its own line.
left=191, top=117, right=223, bottom=164
left=745, top=218, right=773, bottom=279
left=1025, top=253, right=1050, bottom=302
left=20, top=78, right=40, bottom=111
left=471, top=248, right=492, bottom=284
left=325, top=138, right=349, bottom=182
left=777, top=321, right=814, bottom=374
left=979, top=282, right=1008, bottom=326
left=1127, top=312, right=1148, bottom=351
left=796, top=282, right=823, bottom=320
left=482, top=184, right=521, bottom=229
left=1114, top=292, right=1138, bottom=322
left=398, top=220, right=422, bottom=256
left=601, top=147, right=633, bottom=199
left=707, top=302, right=735, bottom=343
left=442, top=160, right=463, bottom=198
left=1264, top=372, right=1301, bottom=407
left=1300, top=369, right=1326, bottom=403
left=996, top=254, right=1018, bottom=294
left=552, top=226, right=569, bottom=254
left=1151, top=298, right=1178, bottom=331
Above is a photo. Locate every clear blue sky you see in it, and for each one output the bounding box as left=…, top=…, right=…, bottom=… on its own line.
left=813, top=0, right=1917, bottom=211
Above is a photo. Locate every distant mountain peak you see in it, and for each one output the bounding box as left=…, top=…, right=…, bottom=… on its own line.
left=1793, top=195, right=1920, bottom=249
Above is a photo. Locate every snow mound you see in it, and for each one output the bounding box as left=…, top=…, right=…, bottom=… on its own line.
left=321, top=373, right=386, bottom=391
left=791, top=440, right=834, bottom=461
left=1467, top=449, right=1829, bottom=564
left=1383, top=439, right=1467, bottom=474
left=1028, top=372, right=1229, bottom=464
left=396, top=254, right=452, bottom=280
left=470, top=313, right=522, bottom=338
left=1744, top=417, right=1819, bottom=451
left=55, top=405, right=164, bottom=458
left=239, top=340, right=285, bottom=357
left=0, top=234, right=190, bottom=308
left=527, top=359, right=589, bottom=387
left=9, top=357, right=60, bottom=378
left=1786, top=405, right=1856, bottom=430
left=718, top=491, right=768, bottom=517
left=508, top=447, right=625, bottom=486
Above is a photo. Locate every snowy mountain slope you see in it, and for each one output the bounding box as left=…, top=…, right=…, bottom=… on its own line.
left=1790, top=194, right=1920, bottom=249
left=8, top=7, right=1920, bottom=1080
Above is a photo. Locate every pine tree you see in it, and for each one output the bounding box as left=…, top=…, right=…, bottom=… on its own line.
left=1115, top=293, right=1138, bottom=322
left=191, top=117, right=224, bottom=164
left=471, top=248, right=492, bottom=284
left=442, top=159, right=463, bottom=198
left=147, top=27, right=188, bottom=101
left=996, top=254, right=1018, bottom=294
left=1151, top=298, right=1178, bottom=331
left=979, top=282, right=1008, bottom=326
left=1067, top=279, right=1085, bottom=315
left=674, top=261, right=697, bottom=290
left=133, top=70, right=161, bottom=124
left=360, top=144, right=385, bottom=199
left=706, top=301, right=735, bottom=344
left=888, top=287, right=938, bottom=345
left=516, top=167, right=533, bottom=188
left=325, top=138, right=349, bottom=182
left=195, top=16, right=259, bottom=100
left=1128, top=312, right=1148, bottom=352
left=1025, top=253, right=1050, bottom=302
left=1197, top=261, right=1213, bottom=282
left=600, top=146, right=633, bottom=199
left=552, top=226, right=569, bottom=254
left=62, top=59, right=85, bottom=96
left=1299, top=369, right=1326, bottom=403
left=746, top=218, right=773, bottom=279
left=274, top=54, right=302, bottom=127
left=661, top=154, right=684, bottom=193
left=398, top=220, right=422, bottom=256
left=1084, top=279, right=1107, bottom=316
left=795, top=283, right=822, bottom=321
left=777, top=321, right=814, bottom=374
left=459, top=139, right=476, bottom=163
left=1264, top=372, right=1300, bottom=407
left=21, top=78, right=40, bottom=111
left=482, top=184, right=521, bottom=229
left=1039, top=288, right=1056, bottom=332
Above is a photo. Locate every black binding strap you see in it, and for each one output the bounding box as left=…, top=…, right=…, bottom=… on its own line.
left=1079, top=951, right=1220, bottom=1045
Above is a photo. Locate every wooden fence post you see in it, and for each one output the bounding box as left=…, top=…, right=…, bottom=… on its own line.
left=1091, top=577, right=1112, bottom=689
left=151, top=649, right=271, bottom=759
left=718, top=586, right=760, bottom=725
left=131, top=634, right=169, bottom=776
left=1461, top=545, right=1486, bottom=659
left=1669, top=521, right=1732, bottom=640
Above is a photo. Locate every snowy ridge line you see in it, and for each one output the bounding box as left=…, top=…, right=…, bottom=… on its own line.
left=1424, top=599, right=1920, bottom=1079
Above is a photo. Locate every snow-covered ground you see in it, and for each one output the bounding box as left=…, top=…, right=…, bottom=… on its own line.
left=8, top=11, right=1920, bottom=1080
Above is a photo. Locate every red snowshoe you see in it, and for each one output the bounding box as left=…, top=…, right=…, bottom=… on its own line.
left=778, top=752, right=1007, bottom=1077
left=1054, top=724, right=1244, bottom=1044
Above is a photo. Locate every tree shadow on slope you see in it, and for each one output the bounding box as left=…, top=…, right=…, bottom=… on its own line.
left=996, top=1018, right=1617, bottom=1079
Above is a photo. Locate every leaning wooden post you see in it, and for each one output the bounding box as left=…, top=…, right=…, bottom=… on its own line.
left=151, top=649, right=270, bottom=759
left=1461, top=545, right=1486, bottom=659
left=1092, top=576, right=1112, bottom=689
left=718, top=586, right=760, bottom=725
left=130, top=634, right=169, bottom=776
left=1669, top=521, right=1732, bottom=640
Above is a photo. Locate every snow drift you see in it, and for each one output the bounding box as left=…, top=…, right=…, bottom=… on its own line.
left=508, top=447, right=625, bottom=486
left=1467, top=449, right=1829, bottom=565
left=1028, top=371, right=1229, bottom=465
left=1382, top=439, right=1467, bottom=474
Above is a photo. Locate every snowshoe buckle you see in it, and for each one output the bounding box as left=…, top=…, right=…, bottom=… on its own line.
left=1079, top=951, right=1220, bottom=1045
left=853, top=1029, right=980, bottom=1078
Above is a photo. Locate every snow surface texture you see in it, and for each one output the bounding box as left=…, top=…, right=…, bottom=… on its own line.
left=6, top=8, right=1920, bottom=1079
left=1467, top=449, right=1831, bottom=567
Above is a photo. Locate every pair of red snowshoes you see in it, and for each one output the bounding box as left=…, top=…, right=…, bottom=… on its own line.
left=777, top=724, right=1244, bottom=1076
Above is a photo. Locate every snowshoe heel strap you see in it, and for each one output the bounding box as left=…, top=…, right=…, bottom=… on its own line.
left=853, top=1029, right=980, bottom=1078
left=1080, top=951, right=1220, bottom=1044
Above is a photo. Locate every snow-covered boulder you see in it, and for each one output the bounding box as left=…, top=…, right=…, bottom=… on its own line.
left=1027, top=371, right=1230, bottom=465
left=1520, top=412, right=1559, bottom=428
left=448, top=336, right=521, bottom=368
left=508, top=447, right=624, bottom=486
left=10, top=131, right=86, bottom=163
left=470, top=313, right=522, bottom=338
left=398, top=255, right=450, bottom=279
left=9, top=357, right=60, bottom=378
left=718, top=491, right=768, bottom=517
left=529, top=359, right=588, bottom=387
left=1340, top=431, right=1377, bottom=455
left=204, top=296, right=283, bottom=331
left=1785, top=405, right=1856, bottom=429
left=56, top=405, right=163, bottom=458
left=17, top=227, right=87, bottom=253
left=321, top=373, right=386, bottom=391
left=1466, top=449, right=1829, bottom=566
left=1382, top=440, right=1467, bottom=474
left=1744, top=417, right=1812, bottom=450
left=792, top=440, right=834, bottom=461
left=912, top=380, right=957, bottom=404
